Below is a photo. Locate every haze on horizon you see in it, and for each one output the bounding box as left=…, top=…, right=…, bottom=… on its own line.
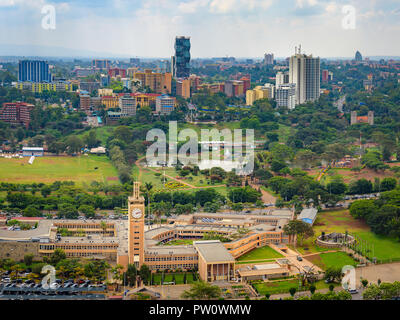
left=0, top=0, right=399, bottom=59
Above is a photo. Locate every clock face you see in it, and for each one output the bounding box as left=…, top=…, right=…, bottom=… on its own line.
left=131, top=208, right=142, bottom=219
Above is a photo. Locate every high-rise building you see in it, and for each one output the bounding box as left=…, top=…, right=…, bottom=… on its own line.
left=0, top=102, right=34, bottom=128
left=92, top=59, right=110, bottom=69
left=18, top=60, right=52, bottom=83
left=173, top=36, right=191, bottom=78
left=108, top=68, right=126, bottom=78
left=276, top=71, right=289, bottom=86
left=156, top=94, right=176, bottom=115
left=289, top=49, right=320, bottom=105
left=355, top=51, right=363, bottom=62
left=322, top=70, right=329, bottom=82
left=276, top=84, right=296, bottom=110
left=131, top=69, right=172, bottom=94
left=263, top=53, right=274, bottom=65
left=79, top=94, right=91, bottom=115
left=119, top=95, right=137, bottom=117
left=176, top=78, right=191, bottom=99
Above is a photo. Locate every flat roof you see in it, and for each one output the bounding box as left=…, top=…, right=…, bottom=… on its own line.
left=193, top=240, right=235, bottom=263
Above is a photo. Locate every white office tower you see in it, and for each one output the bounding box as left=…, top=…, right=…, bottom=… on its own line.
left=289, top=47, right=320, bottom=105
left=276, top=71, right=289, bottom=86
left=264, top=83, right=275, bottom=99
left=276, top=83, right=296, bottom=110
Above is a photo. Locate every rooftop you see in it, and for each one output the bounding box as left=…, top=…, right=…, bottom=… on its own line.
left=193, top=240, right=235, bottom=263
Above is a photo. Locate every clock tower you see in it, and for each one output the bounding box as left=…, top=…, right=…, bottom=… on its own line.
left=128, top=182, right=145, bottom=268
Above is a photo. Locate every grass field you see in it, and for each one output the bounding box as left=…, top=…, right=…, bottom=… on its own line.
left=305, top=252, right=358, bottom=270
left=237, top=246, right=284, bottom=262
left=297, top=209, right=400, bottom=261
left=161, top=239, right=194, bottom=246
left=0, top=155, right=119, bottom=185
left=253, top=279, right=337, bottom=296
left=152, top=272, right=197, bottom=285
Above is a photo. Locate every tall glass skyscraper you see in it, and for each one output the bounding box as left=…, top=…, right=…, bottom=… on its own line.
left=18, top=60, right=52, bottom=83
left=173, top=36, right=191, bottom=78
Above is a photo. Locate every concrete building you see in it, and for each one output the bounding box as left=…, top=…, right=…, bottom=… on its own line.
left=289, top=48, right=320, bottom=105
left=155, top=94, right=176, bottom=115
left=92, top=59, right=110, bottom=69
left=275, top=83, right=296, bottom=110
left=0, top=102, right=34, bottom=128
left=79, top=94, right=91, bottom=114
left=263, top=53, right=274, bottom=65
left=119, top=95, right=137, bottom=117
left=22, top=147, right=44, bottom=157
left=131, top=69, right=171, bottom=94
left=14, top=81, right=73, bottom=93
left=0, top=183, right=294, bottom=282
left=176, top=78, right=191, bottom=99
left=246, top=85, right=274, bottom=106
left=350, top=111, right=374, bottom=125
left=298, top=208, right=318, bottom=225
left=276, top=71, right=289, bottom=86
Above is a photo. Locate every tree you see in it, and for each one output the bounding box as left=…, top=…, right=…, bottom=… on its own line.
left=289, top=287, right=297, bottom=297
left=84, top=130, right=100, bottom=148
left=324, top=267, right=342, bottom=283
left=139, top=264, right=151, bottom=285
left=309, top=285, right=316, bottom=295
left=361, top=279, right=369, bottom=288
left=181, top=281, right=222, bottom=300
left=329, top=284, right=335, bottom=292
left=125, top=264, right=137, bottom=287
left=78, top=204, right=95, bottom=218
left=380, top=178, right=397, bottom=192
left=50, top=249, right=66, bottom=265
left=23, top=205, right=42, bottom=217
left=349, top=200, right=377, bottom=219
left=23, top=254, right=34, bottom=266
left=65, top=135, right=83, bottom=155
left=283, top=220, right=314, bottom=246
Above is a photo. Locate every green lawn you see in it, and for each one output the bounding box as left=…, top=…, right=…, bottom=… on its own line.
left=237, top=246, right=283, bottom=262
left=152, top=272, right=197, bottom=285
left=0, top=155, right=119, bottom=185
left=253, top=279, right=337, bottom=296
left=306, top=252, right=357, bottom=270
left=161, top=239, right=194, bottom=246
left=295, top=209, right=400, bottom=261
left=354, top=231, right=400, bottom=261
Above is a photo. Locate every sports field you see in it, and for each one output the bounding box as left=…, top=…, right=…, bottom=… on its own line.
left=237, top=246, right=284, bottom=262
left=0, top=155, right=119, bottom=185
left=297, top=209, right=400, bottom=261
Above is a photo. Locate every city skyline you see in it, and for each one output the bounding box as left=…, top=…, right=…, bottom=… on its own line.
left=0, top=0, right=399, bottom=58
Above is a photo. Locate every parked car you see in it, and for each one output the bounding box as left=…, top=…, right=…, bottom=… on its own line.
left=297, top=256, right=303, bottom=261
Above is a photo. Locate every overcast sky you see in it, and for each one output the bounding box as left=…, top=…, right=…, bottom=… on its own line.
left=0, top=0, right=399, bottom=58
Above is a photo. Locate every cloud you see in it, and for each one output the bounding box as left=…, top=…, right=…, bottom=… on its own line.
left=209, top=0, right=235, bottom=13
left=178, top=0, right=208, bottom=13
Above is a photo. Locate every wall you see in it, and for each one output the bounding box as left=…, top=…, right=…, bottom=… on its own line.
left=0, top=241, right=40, bottom=262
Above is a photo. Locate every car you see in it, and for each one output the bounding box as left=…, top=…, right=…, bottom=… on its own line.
left=348, top=289, right=359, bottom=294
left=297, top=256, right=303, bottom=261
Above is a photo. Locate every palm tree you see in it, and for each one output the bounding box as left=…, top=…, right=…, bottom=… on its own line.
left=143, top=182, right=153, bottom=226
left=100, top=221, right=108, bottom=236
